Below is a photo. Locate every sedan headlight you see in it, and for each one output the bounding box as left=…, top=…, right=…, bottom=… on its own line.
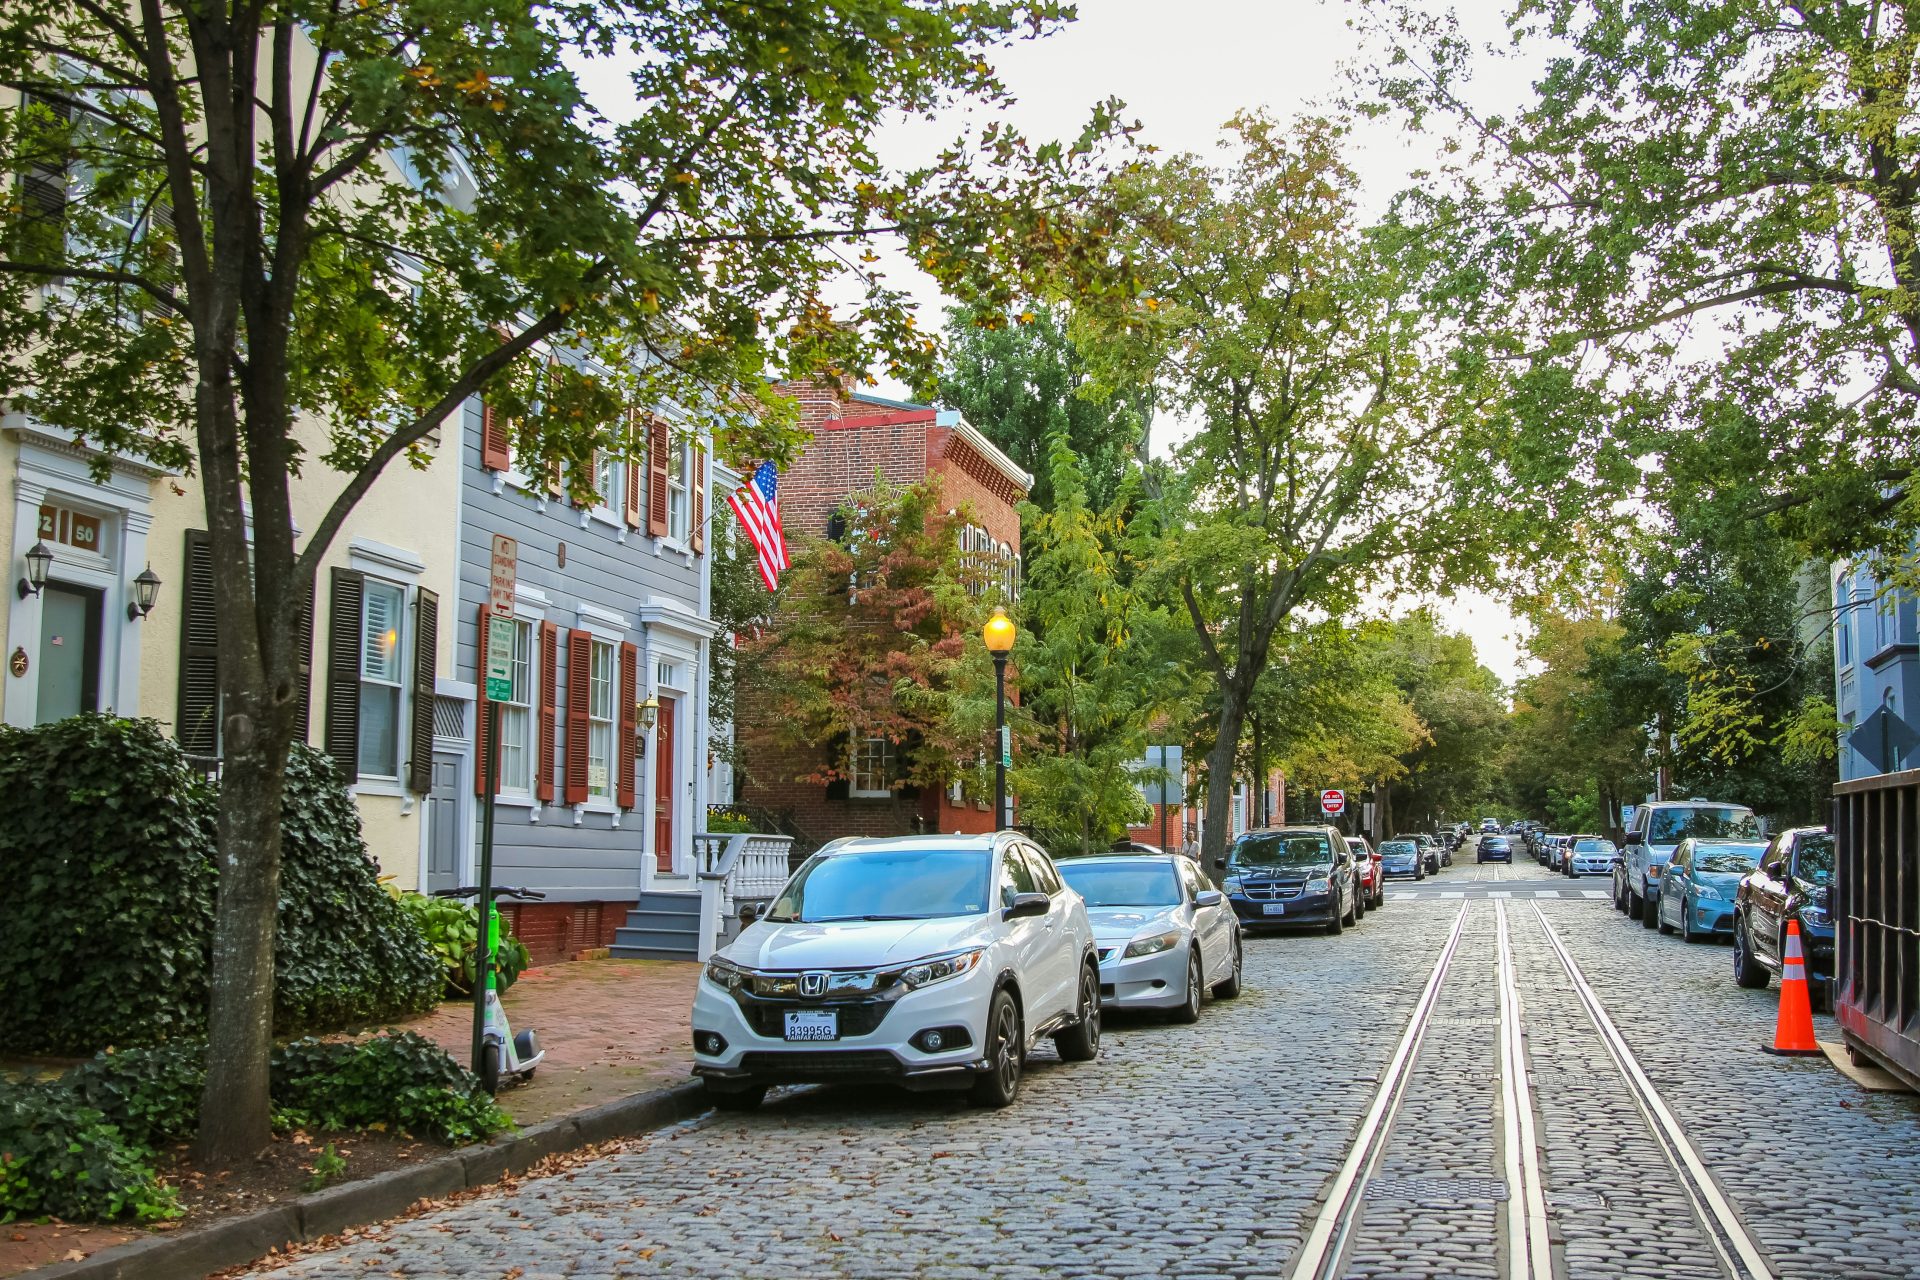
left=1123, top=929, right=1182, bottom=958
left=887, top=948, right=985, bottom=991
left=1801, top=904, right=1832, bottom=927
left=704, top=956, right=748, bottom=992
left=1694, top=884, right=1723, bottom=901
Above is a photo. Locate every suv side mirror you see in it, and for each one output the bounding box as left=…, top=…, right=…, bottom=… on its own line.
left=1004, top=892, right=1050, bottom=920
left=1194, top=889, right=1224, bottom=908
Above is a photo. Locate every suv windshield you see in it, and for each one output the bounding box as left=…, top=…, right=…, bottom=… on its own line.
left=1695, top=843, right=1766, bottom=874
left=1649, top=806, right=1760, bottom=843
left=766, top=847, right=991, bottom=923
left=1057, top=860, right=1181, bottom=907
left=1794, top=833, right=1834, bottom=884
left=1230, top=833, right=1332, bottom=869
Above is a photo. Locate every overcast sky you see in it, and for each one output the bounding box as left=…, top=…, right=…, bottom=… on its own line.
left=869, top=0, right=1540, bottom=687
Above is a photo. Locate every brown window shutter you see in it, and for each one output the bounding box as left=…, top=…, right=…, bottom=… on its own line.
left=646, top=418, right=670, bottom=537
left=480, top=400, right=511, bottom=471
left=617, top=642, right=638, bottom=809
left=537, top=621, right=559, bottom=802
left=473, top=604, right=498, bottom=795
left=691, top=445, right=707, bottom=553
left=176, top=530, right=219, bottom=757
left=291, top=582, right=315, bottom=743
left=406, top=588, right=438, bottom=795
left=324, top=568, right=365, bottom=781
left=564, top=629, right=592, bottom=804
left=624, top=410, right=643, bottom=528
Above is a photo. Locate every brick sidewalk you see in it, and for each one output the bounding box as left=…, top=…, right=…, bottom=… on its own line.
left=402, top=956, right=699, bottom=1127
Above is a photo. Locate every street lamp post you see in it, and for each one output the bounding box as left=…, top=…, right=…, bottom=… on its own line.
left=983, top=605, right=1016, bottom=829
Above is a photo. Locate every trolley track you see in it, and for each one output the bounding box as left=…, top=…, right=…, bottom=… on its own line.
left=1291, top=894, right=1780, bottom=1280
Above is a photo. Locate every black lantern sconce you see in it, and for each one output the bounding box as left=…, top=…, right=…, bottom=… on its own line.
left=15, top=542, right=52, bottom=600
left=127, top=564, right=162, bottom=621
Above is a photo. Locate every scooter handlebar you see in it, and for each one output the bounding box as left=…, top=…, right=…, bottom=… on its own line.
left=430, top=886, right=548, bottom=901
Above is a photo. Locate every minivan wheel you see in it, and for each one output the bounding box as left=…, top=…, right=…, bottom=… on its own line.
left=1170, top=949, right=1203, bottom=1024
left=1640, top=890, right=1659, bottom=929
left=1326, top=901, right=1344, bottom=935
left=1733, top=917, right=1771, bottom=990
left=1626, top=889, right=1643, bottom=920
left=1613, top=876, right=1626, bottom=911
left=1053, top=964, right=1101, bottom=1062
left=971, top=990, right=1024, bottom=1107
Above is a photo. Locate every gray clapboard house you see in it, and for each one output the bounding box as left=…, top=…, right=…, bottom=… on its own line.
left=430, top=377, right=720, bottom=963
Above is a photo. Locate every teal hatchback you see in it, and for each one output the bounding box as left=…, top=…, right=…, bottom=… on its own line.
left=1655, top=838, right=1768, bottom=941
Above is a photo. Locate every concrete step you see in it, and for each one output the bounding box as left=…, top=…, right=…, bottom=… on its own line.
left=632, top=891, right=700, bottom=916
left=609, top=943, right=701, bottom=962
left=613, top=924, right=700, bottom=951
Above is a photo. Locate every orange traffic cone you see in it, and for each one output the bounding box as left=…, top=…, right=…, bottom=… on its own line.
left=1762, top=917, right=1821, bottom=1057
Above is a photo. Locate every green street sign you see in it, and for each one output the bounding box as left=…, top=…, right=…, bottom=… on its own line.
left=1000, top=724, right=1011, bottom=768
left=485, top=615, right=516, bottom=702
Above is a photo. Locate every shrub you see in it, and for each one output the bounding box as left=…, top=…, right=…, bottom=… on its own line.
left=274, top=745, right=442, bottom=1028
left=61, top=1042, right=206, bottom=1149
left=0, top=721, right=440, bottom=1053
left=0, top=1081, right=179, bottom=1223
left=0, top=716, right=217, bottom=1054
left=271, top=1032, right=510, bottom=1144
left=395, top=892, right=530, bottom=998
left=705, top=807, right=757, bottom=834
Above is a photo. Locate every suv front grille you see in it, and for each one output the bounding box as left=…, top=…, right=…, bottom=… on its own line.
left=741, top=1001, right=893, bottom=1038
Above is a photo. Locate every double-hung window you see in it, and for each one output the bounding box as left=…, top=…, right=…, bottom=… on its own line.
left=850, top=734, right=892, bottom=798
left=668, top=437, right=689, bottom=542
left=496, top=618, right=534, bottom=794
left=357, top=580, right=407, bottom=779
left=593, top=451, right=620, bottom=514
left=588, top=638, right=616, bottom=800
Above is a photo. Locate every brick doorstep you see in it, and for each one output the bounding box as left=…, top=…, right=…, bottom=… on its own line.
left=16, top=1081, right=708, bottom=1280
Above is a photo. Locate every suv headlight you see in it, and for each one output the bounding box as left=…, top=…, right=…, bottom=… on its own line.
left=886, top=949, right=985, bottom=991
left=1302, top=877, right=1330, bottom=894
left=704, top=956, right=748, bottom=992
left=1800, top=903, right=1831, bottom=927
left=1222, top=875, right=1242, bottom=894
left=1123, top=929, right=1181, bottom=958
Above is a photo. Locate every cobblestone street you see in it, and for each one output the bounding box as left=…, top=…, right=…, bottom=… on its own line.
left=248, top=862, right=1920, bottom=1280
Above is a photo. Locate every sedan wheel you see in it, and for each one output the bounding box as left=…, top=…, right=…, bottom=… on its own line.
left=1214, top=935, right=1243, bottom=999
left=1170, top=949, right=1203, bottom=1024
left=969, top=990, right=1024, bottom=1107
left=1680, top=902, right=1696, bottom=944
left=1656, top=898, right=1674, bottom=934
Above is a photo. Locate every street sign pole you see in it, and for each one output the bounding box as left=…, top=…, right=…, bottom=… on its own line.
left=473, top=535, right=517, bottom=1078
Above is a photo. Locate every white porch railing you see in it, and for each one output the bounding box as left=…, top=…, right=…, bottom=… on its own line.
left=694, top=831, right=796, bottom=961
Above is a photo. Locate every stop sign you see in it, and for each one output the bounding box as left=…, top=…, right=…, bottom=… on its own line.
left=1320, top=789, right=1346, bottom=816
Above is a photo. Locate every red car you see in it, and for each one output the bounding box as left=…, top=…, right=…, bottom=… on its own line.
left=1345, top=837, right=1385, bottom=909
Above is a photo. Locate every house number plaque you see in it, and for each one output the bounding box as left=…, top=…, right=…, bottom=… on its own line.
left=9, top=648, right=27, bottom=678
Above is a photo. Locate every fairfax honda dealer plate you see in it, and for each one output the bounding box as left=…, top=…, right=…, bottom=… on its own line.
left=1262, top=903, right=1286, bottom=916
left=784, top=1009, right=838, bottom=1041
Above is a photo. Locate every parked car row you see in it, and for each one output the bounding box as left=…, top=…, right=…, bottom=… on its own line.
left=1604, top=799, right=1836, bottom=1004
left=692, top=832, right=1252, bottom=1112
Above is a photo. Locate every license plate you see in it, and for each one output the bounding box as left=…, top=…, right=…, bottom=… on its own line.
left=1262, top=903, right=1286, bottom=916
left=783, top=1009, right=838, bottom=1041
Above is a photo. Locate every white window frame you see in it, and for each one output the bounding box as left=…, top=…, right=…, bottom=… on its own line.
left=850, top=733, right=892, bottom=799
left=667, top=434, right=689, bottom=543
left=586, top=636, right=617, bottom=803
left=356, top=576, right=409, bottom=782
left=494, top=614, right=536, bottom=798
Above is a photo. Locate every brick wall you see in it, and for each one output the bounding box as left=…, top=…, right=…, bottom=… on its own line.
left=499, top=900, right=623, bottom=967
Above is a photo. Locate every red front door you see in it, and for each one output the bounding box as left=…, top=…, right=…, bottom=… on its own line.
left=653, top=695, right=676, bottom=872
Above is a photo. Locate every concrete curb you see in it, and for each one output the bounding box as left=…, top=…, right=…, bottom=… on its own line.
left=19, top=1080, right=708, bottom=1280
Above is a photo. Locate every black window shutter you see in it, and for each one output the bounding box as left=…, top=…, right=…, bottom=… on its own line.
left=18, top=94, right=68, bottom=228
left=175, top=530, right=219, bottom=757
left=407, top=588, right=438, bottom=794
left=292, top=583, right=315, bottom=742
left=325, top=568, right=364, bottom=780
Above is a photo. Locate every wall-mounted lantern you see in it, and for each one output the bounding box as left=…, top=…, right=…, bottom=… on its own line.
left=127, top=564, right=162, bottom=621
left=15, top=542, right=52, bottom=599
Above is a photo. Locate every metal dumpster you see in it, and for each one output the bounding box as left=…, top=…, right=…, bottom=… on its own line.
left=1835, top=768, right=1920, bottom=1090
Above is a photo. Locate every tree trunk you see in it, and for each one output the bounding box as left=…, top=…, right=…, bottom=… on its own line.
left=194, top=714, right=292, bottom=1163
left=1199, top=690, right=1249, bottom=879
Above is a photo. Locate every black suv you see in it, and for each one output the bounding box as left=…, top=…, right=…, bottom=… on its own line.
left=1215, top=826, right=1360, bottom=935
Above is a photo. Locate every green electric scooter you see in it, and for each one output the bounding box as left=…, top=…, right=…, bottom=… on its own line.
left=433, top=885, right=546, bottom=1094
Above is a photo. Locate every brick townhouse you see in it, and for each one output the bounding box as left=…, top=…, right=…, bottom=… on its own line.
left=740, top=384, right=1031, bottom=849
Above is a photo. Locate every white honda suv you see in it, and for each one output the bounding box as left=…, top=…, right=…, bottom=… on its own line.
left=692, top=833, right=1101, bottom=1110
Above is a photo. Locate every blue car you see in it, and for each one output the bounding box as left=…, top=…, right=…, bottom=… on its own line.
left=1655, top=838, right=1768, bottom=942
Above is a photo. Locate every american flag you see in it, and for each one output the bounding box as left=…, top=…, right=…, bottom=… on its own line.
left=728, top=461, right=789, bottom=591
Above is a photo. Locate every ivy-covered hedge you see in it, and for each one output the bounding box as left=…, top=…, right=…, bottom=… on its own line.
left=0, top=717, right=440, bottom=1054
left=0, top=1034, right=509, bottom=1223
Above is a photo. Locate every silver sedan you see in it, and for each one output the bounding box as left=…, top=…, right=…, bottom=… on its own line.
left=1056, top=853, right=1244, bottom=1023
